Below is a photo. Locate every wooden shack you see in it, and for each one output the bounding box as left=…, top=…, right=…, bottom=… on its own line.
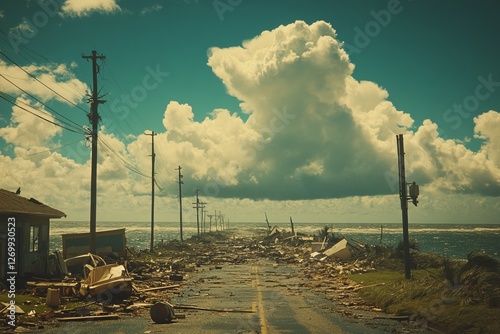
left=0, top=188, right=66, bottom=281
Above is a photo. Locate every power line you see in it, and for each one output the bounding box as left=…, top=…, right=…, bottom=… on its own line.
left=0, top=50, right=89, bottom=114
left=18, top=139, right=84, bottom=157
left=98, top=61, right=147, bottom=136
left=0, top=29, right=87, bottom=103
left=0, top=92, right=85, bottom=134
left=0, top=73, right=84, bottom=133
left=97, top=136, right=150, bottom=178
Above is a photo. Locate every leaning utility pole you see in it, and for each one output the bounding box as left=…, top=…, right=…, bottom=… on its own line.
left=82, top=50, right=105, bottom=255
left=176, top=166, right=183, bottom=242
left=146, top=131, right=157, bottom=252
left=396, top=134, right=419, bottom=280
left=264, top=212, right=271, bottom=234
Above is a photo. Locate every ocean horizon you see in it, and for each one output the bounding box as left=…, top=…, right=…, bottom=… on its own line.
left=49, top=221, right=500, bottom=260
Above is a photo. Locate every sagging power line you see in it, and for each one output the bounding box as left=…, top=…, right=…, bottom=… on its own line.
left=0, top=50, right=89, bottom=114
left=0, top=74, right=85, bottom=133
left=0, top=92, right=85, bottom=135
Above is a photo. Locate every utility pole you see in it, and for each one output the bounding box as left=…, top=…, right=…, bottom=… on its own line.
left=201, top=205, right=206, bottom=233
left=208, top=214, right=213, bottom=232
left=396, top=134, right=419, bottom=280
left=219, top=211, right=224, bottom=231
left=215, top=210, right=219, bottom=231
left=193, top=190, right=200, bottom=237
left=213, top=210, right=217, bottom=231
left=176, top=166, right=183, bottom=242
left=146, top=131, right=157, bottom=252
left=199, top=202, right=206, bottom=234
left=82, top=50, right=105, bottom=255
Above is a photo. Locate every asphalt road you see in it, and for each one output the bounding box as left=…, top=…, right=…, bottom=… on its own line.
left=42, top=258, right=431, bottom=334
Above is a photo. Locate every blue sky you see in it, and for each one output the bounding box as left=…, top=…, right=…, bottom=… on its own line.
left=0, top=0, right=499, bottom=224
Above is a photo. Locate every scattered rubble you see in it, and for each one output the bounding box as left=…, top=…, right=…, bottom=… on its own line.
left=1, top=227, right=382, bottom=331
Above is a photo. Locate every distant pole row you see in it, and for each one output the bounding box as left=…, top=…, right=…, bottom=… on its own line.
left=81, top=50, right=230, bottom=254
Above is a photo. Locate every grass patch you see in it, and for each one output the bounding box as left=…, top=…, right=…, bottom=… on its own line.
left=0, top=291, right=86, bottom=320
left=348, top=266, right=500, bottom=333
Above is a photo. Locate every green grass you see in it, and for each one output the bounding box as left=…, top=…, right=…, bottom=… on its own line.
left=348, top=269, right=500, bottom=333
left=0, top=291, right=86, bottom=320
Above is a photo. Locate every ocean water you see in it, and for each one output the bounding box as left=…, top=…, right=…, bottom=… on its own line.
left=49, top=221, right=500, bottom=260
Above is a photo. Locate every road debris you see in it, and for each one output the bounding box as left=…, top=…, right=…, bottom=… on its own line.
left=1, top=228, right=384, bottom=332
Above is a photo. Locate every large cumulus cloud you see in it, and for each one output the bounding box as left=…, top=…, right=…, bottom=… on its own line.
left=123, top=21, right=500, bottom=201
left=203, top=20, right=499, bottom=199
left=1, top=20, right=499, bottom=223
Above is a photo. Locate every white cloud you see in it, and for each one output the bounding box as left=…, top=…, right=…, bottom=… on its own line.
left=0, top=97, right=62, bottom=149
left=206, top=20, right=402, bottom=199
left=474, top=110, right=500, bottom=167
left=61, top=0, right=121, bottom=17
left=0, top=59, right=88, bottom=104
left=205, top=20, right=499, bottom=200
left=1, top=20, right=498, bottom=224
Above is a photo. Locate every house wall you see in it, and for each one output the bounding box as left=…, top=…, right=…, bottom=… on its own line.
left=0, top=214, right=50, bottom=280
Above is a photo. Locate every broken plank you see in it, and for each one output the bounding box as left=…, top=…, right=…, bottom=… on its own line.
left=173, top=305, right=254, bottom=313
left=27, top=282, right=79, bottom=288
left=136, top=284, right=180, bottom=293
left=353, top=282, right=386, bottom=292
left=56, top=314, right=120, bottom=322
left=373, top=315, right=410, bottom=321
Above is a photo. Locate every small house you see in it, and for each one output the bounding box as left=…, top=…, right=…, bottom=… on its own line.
left=0, top=188, right=66, bottom=281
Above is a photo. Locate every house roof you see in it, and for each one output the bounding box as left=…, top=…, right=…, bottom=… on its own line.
left=0, top=189, right=66, bottom=218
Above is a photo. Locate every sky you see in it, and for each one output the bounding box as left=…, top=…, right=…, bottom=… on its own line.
left=0, top=0, right=499, bottom=226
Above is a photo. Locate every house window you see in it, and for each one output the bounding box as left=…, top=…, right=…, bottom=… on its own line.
left=30, top=225, right=39, bottom=252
